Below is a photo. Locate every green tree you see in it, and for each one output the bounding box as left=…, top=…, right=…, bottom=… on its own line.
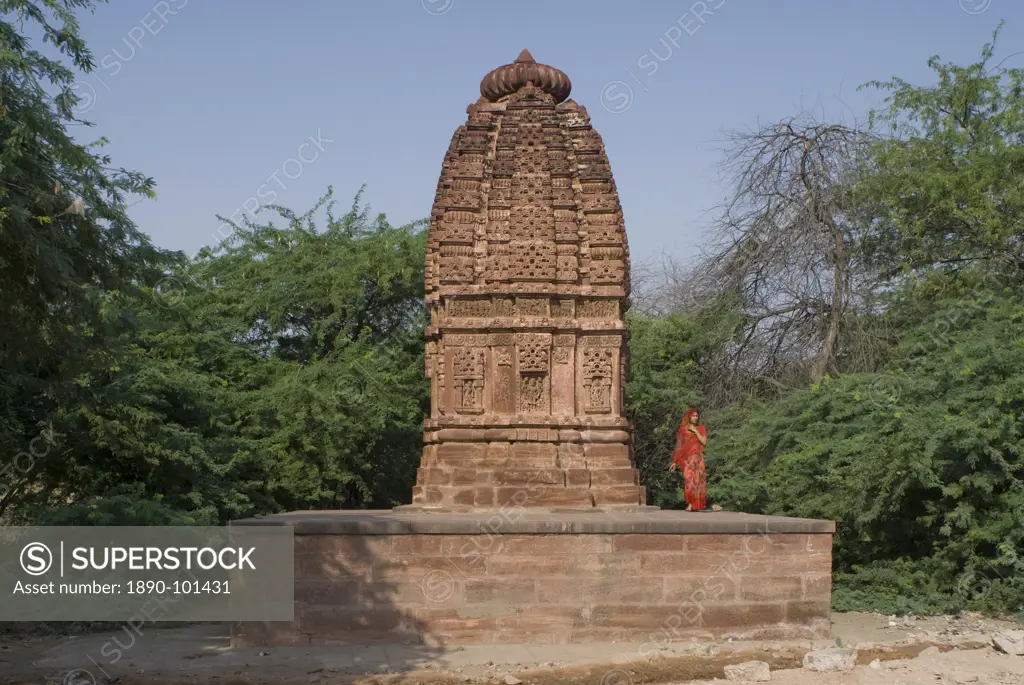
left=187, top=190, right=429, bottom=511
left=860, top=25, right=1024, bottom=280
left=625, top=309, right=735, bottom=507
left=709, top=277, right=1024, bottom=615
left=0, top=0, right=174, bottom=519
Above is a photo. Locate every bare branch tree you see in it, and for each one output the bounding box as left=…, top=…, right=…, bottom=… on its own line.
left=637, top=112, right=889, bottom=405
left=704, top=113, right=883, bottom=386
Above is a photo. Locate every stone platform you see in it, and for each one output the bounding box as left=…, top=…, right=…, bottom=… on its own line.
left=230, top=510, right=835, bottom=646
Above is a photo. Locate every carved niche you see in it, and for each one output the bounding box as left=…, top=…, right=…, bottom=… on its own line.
left=580, top=336, right=618, bottom=414
left=515, top=333, right=551, bottom=414
left=582, top=349, right=614, bottom=413
left=552, top=334, right=574, bottom=365
left=452, top=347, right=486, bottom=414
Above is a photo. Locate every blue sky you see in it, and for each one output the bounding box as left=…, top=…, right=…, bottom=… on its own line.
left=67, top=0, right=1022, bottom=266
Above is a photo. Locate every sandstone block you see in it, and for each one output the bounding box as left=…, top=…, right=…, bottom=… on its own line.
left=536, top=577, right=662, bottom=603
left=491, top=468, right=564, bottom=485
left=807, top=534, right=833, bottom=552
left=464, top=578, right=536, bottom=604
left=452, top=468, right=478, bottom=484
left=434, top=443, right=484, bottom=460
left=511, top=443, right=557, bottom=460
left=785, top=600, right=831, bottom=623
left=589, top=468, right=639, bottom=485
left=416, top=468, right=452, bottom=486
left=664, top=575, right=737, bottom=604
left=473, top=486, right=496, bottom=507
left=591, top=485, right=641, bottom=505
left=453, top=488, right=476, bottom=506
left=583, top=443, right=629, bottom=459
left=566, top=468, right=591, bottom=486
left=614, top=534, right=685, bottom=552
left=701, top=602, right=787, bottom=629
left=499, top=534, right=614, bottom=555
left=740, top=576, right=802, bottom=602
left=724, top=660, right=770, bottom=681
left=803, top=574, right=832, bottom=599
left=391, top=536, right=443, bottom=555
left=494, top=486, right=593, bottom=508
left=802, top=648, right=857, bottom=672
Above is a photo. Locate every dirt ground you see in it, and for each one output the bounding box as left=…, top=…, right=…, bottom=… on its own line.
left=1, top=612, right=1022, bottom=685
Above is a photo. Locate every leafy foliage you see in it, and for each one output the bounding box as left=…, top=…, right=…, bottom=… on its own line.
left=859, top=24, right=1024, bottom=278
left=708, top=281, right=1024, bottom=614
left=187, top=191, right=428, bottom=510
left=1, top=0, right=173, bottom=521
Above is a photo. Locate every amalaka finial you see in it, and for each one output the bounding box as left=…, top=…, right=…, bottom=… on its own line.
left=479, top=50, right=571, bottom=103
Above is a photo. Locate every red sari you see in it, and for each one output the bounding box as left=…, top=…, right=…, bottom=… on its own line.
left=672, top=410, right=707, bottom=511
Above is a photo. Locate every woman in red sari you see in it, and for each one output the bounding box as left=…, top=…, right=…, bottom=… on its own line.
left=670, top=408, right=710, bottom=511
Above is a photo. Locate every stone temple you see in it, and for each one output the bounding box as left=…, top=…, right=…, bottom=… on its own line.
left=413, top=49, right=642, bottom=510
left=232, top=52, right=835, bottom=647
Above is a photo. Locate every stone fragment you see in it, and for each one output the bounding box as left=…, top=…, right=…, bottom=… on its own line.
left=992, top=629, right=1024, bottom=655
left=723, top=660, right=770, bottom=681
left=802, top=648, right=857, bottom=672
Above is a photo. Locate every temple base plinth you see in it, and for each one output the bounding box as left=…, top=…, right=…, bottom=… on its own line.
left=231, top=509, right=835, bottom=646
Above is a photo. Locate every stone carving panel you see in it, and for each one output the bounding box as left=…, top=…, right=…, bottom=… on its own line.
left=579, top=335, right=621, bottom=348
left=556, top=255, right=579, bottom=282
left=515, top=333, right=551, bottom=373
left=450, top=298, right=492, bottom=317
left=452, top=347, right=485, bottom=415
left=590, top=259, right=626, bottom=284
left=493, top=297, right=514, bottom=316
left=436, top=219, right=475, bottom=243
left=443, top=189, right=483, bottom=211
left=510, top=207, right=555, bottom=241
left=506, top=242, right=556, bottom=280
left=518, top=374, right=547, bottom=413
left=439, top=256, right=474, bottom=283
left=515, top=297, right=548, bottom=317
left=577, top=299, right=618, bottom=318
left=582, top=348, right=614, bottom=414
left=551, top=299, right=574, bottom=319
left=447, top=334, right=489, bottom=347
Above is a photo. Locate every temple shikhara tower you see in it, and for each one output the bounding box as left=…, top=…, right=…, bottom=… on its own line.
left=412, top=50, right=643, bottom=510
left=233, top=51, right=836, bottom=648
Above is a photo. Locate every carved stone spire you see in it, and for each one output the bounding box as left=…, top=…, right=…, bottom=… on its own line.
left=412, top=52, right=639, bottom=511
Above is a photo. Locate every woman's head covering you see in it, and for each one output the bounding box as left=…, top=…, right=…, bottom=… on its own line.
left=683, top=408, right=700, bottom=424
